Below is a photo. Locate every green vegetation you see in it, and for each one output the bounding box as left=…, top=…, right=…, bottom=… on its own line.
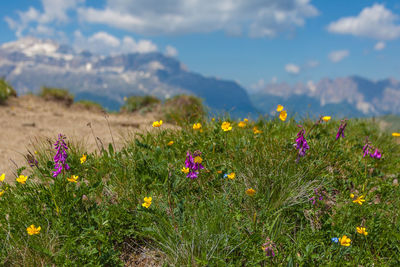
left=40, top=87, right=74, bottom=106
left=0, top=117, right=399, bottom=265
left=121, top=95, right=161, bottom=113
left=73, top=100, right=104, bottom=112
left=0, top=79, right=17, bottom=104
left=163, top=94, right=206, bottom=125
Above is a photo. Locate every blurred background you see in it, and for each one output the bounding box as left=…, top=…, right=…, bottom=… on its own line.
left=0, top=0, right=400, bottom=120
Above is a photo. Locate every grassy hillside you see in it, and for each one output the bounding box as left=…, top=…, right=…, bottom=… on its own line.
left=0, top=115, right=399, bottom=265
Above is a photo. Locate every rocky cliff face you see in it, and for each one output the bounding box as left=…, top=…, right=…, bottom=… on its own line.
left=0, top=37, right=257, bottom=116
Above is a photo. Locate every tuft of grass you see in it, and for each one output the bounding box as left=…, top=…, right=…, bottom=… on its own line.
left=163, top=94, right=206, bottom=125
left=0, top=117, right=399, bottom=265
left=120, top=95, right=161, bottom=113
left=73, top=100, right=104, bottom=112
left=40, top=87, right=74, bottom=106
left=0, top=79, right=17, bottom=105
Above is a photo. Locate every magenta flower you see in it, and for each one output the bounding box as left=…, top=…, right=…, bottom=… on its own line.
left=52, top=134, right=70, bottom=177
left=363, top=138, right=382, bottom=159
left=295, top=126, right=309, bottom=161
left=371, top=149, right=382, bottom=159
left=184, top=150, right=204, bottom=179
left=336, top=120, right=347, bottom=140
left=262, top=238, right=277, bottom=257
left=309, top=188, right=323, bottom=205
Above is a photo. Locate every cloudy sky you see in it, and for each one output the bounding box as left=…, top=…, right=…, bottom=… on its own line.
left=1, top=0, right=400, bottom=89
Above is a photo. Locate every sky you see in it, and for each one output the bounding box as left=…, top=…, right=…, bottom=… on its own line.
left=1, top=0, right=400, bottom=90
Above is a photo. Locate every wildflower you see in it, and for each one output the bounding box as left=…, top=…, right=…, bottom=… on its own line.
left=184, top=151, right=204, bottom=179
left=392, top=132, right=400, bottom=137
left=238, top=121, right=246, bottom=128
left=142, top=197, right=152, bottom=208
left=350, top=193, right=355, bottom=199
left=370, top=149, right=382, bottom=159
left=67, top=175, right=79, bottom=183
left=152, top=120, right=163, bottom=127
left=217, top=170, right=222, bottom=174
left=16, top=175, right=28, bottom=184
left=322, top=116, right=331, bottom=122
left=212, top=118, right=215, bottom=121
left=0, top=190, right=4, bottom=197
left=193, top=123, right=202, bottom=130
left=221, top=121, right=232, bottom=131
left=227, top=172, right=235, bottom=179
left=352, top=195, right=365, bottom=205
left=295, top=127, right=309, bottom=161
left=181, top=167, right=189, bottom=174
left=52, top=134, right=70, bottom=177
left=339, top=235, right=351, bottom=246
left=0, top=173, right=4, bottom=182
left=27, top=224, right=41, bottom=235
left=336, top=120, right=347, bottom=140
left=27, top=154, right=38, bottom=167
left=279, top=110, right=287, bottom=121
left=80, top=154, right=87, bottom=164
left=34, top=150, right=38, bottom=154
left=244, top=118, right=249, bottom=122
left=246, top=188, right=256, bottom=196
left=262, top=238, right=277, bottom=257
left=362, top=138, right=381, bottom=159
left=356, top=227, right=368, bottom=236
left=309, top=188, right=323, bottom=205
left=331, top=237, right=339, bottom=243
left=167, top=141, right=174, bottom=146
left=253, top=126, right=262, bottom=134
left=276, top=104, right=284, bottom=112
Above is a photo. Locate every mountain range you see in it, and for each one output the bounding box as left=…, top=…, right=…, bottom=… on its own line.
left=0, top=37, right=256, bottom=117
left=1, top=37, right=400, bottom=119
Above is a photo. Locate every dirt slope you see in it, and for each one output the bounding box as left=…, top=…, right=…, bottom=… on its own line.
left=0, top=95, right=165, bottom=183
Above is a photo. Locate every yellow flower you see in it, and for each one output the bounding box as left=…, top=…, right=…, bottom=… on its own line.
left=181, top=167, right=189, bottom=174
left=221, top=121, right=232, bottom=131
left=27, top=224, right=41, bottom=235
left=142, top=197, right=152, bottom=208
left=0, top=173, right=5, bottom=182
left=16, top=175, right=28, bottom=184
left=276, top=104, right=284, bottom=112
left=322, top=116, right=331, bottom=122
left=167, top=141, right=174, bottom=146
left=253, top=126, right=262, bottom=134
left=193, top=123, right=202, bottom=130
left=227, top=172, right=235, bottom=179
left=246, top=188, right=256, bottom=196
left=212, top=118, right=215, bottom=121
left=238, top=121, right=246, bottom=128
left=67, top=175, right=79, bottom=183
left=244, top=118, right=249, bottom=122
left=392, top=132, right=400, bottom=137
left=356, top=227, right=368, bottom=236
left=152, top=120, right=163, bottom=127
left=80, top=154, right=87, bottom=164
left=34, top=150, right=38, bottom=154
left=194, top=156, right=203, bottom=164
left=350, top=193, right=355, bottom=199
left=339, top=235, right=351, bottom=246
left=352, top=195, right=365, bottom=205
left=0, top=190, right=4, bottom=197
left=279, top=110, right=287, bottom=121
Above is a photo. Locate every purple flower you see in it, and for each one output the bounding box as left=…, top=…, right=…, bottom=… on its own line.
left=52, top=134, right=70, bottom=177
left=26, top=154, right=38, bottom=167
left=362, top=143, right=370, bottom=157
left=295, top=127, right=309, bottom=161
left=363, top=138, right=382, bottom=159
left=309, top=188, right=323, bottom=205
left=262, top=238, right=277, bottom=257
left=184, top=150, right=204, bottom=179
left=336, top=121, right=347, bottom=140
left=370, top=149, right=382, bottom=159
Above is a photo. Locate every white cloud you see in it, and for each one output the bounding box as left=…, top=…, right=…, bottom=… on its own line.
left=165, top=45, right=178, bottom=57
left=74, top=31, right=158, bottom=55
left=374, top=41, right=386, bottom=51
left=5, top=0, right=84, bottom=38
left=285, top=63, right=300, bottom=74
left=77, top=0, right=319, bottom=37
left=328, top=50, right=349, bottom=63
left=307, top=60, right=319, bottom=68
left=327, top=4, right=400, bottom=40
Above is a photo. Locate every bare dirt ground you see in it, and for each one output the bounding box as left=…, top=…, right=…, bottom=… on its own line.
left=0, top=95, right=166, bottom=183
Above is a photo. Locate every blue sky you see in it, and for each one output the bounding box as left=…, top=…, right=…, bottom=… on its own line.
left=1, top=0, right=400, bottom=90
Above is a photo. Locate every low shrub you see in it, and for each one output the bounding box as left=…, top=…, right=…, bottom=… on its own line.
left=0, top=79, right=17, bottom=104
left=40, top=87, right=74, bottom=106
left=121, top=95, right=161, bottom=113
left=73, top=100, right=104, bottom=112
left=163, top=94, right=206, bottom=125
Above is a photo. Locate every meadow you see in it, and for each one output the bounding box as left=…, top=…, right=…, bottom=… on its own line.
left=0, top=103, right=400, bottom=266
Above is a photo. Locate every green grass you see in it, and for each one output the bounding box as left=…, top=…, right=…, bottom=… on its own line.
left=0, top=79, right=17, bottom=104
left=40, top=87, right=74, bottom=106
left=0, top=117, right=399, bottom=266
